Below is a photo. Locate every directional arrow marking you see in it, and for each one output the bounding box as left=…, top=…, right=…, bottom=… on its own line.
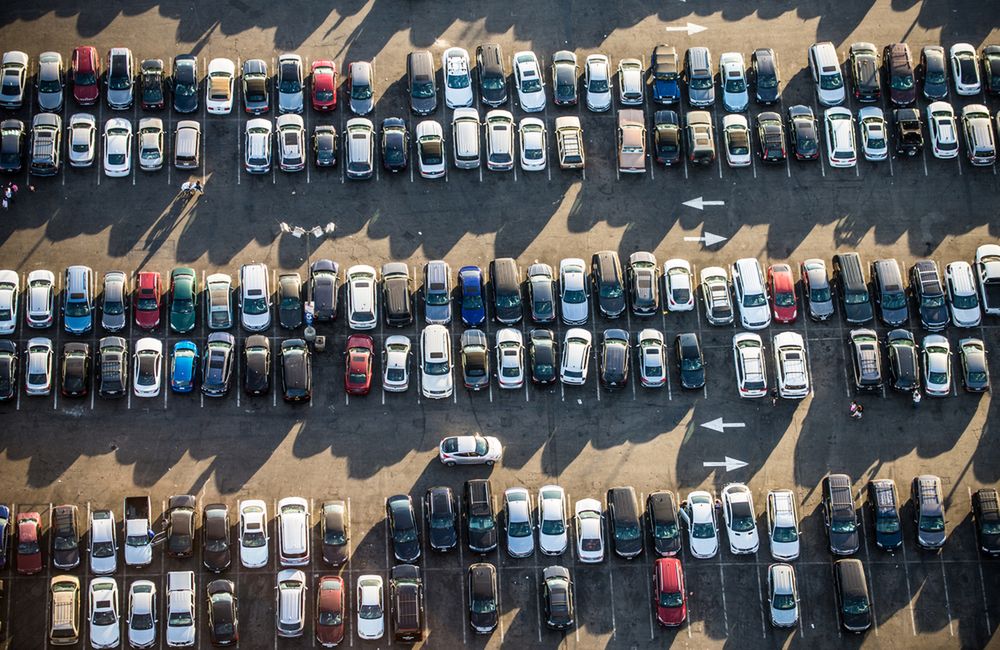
left=703, top=457, right=749, bottom=472
left=700, top=417, right=746, bottom=433
left=683, top=231, right=727, bottom=247
left=682, top=196, right=726, bottom=210
left=664, top=22, right=707, bottom=35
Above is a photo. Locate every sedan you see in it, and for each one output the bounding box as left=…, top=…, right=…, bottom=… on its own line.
left=801, top=258, right=834, bottom=320
left=529, top=328, right=558, bottom=384
left=787, top=104, right=820, bottom=160
left=459, top=266, right=486, bottom=326
left=424, top=486, right=458, bottom=552
left=132, top=337, right=162, bottom=397
left=382, top=335, right=411, bottom=392
left=38, top=52, right=66, bottom=111
left=320, top=501, right=349, bottom=566
left=438, top=434, right=503, bottom=466
left=537, top=485, right=568, bottom=555
left=513, top=51, right=545, bottom=112
left=25, top=337, right=54, bottom=396
left=172, top=55, right=198, bottom=113
left=722, top=114, right=751, bottom=167
left=381, top=117, right=409, bottom=172
left=316, top=576, right=345, bottom=647
left=627, top=251, right=659, bottom=315
left=653, top=110, right=681, bottom=165
left=202, top=503, right=232, bottom=572
left=311, top=59, right=337, bottom=111
left=207, top=579, right=239, bottom=645
left=168, top=267, right=198, bottom=333
left=664, top=259, right=695, bottom=311
left=922, top=334, right=952, bottom=396
left=356, top=575, right=385, bottom=640
left=574, top=498, right=605, bottom=562
left=599, top=329, right=630, bottom=389
left=386, top=495, right=420, bottom=563
left=344, top=334, right=374, bottom=395
left=526, top=263, right=556, bottom=323
left=0, top=51, right=28, bottom=109
left=277, top=273, right=302, bottom=329
left=443, top=47, right=474, bottom=108
left=102, top=118, right=132, bottom=177
left=721, top=483, right=760, bottom=554
left=950, top=43, right=981, bottom=95
left=60, top=342, right=91, bottom=397
left=415, top=120, right=445, bottom=178
left=550, top=50, right=578, bottom=106
left=495, top=328, right=525, bottom=389
left=242, top=58, right=270, bottom=114
left=638, top=329, right=667, bottom=388
left=202, top=332, right=235, bottom=397
left=0, top=118, right=26, bottom=172
left=559, top=258, right=589, bottom=325
left=720, top=51, right=749, bottom=112
left=137, top=117, right=164, bottom=170
left=277, top=53, right=304, bottom=113
left=68, top=113, right=97, bottom=167
left=519, top=117, right=547, bottom=171
left=0, top=341, right=16, bottom=401
left=768, top=263, right=797, bottom=323
left=206, top=57, right=236, bottom=114
left=89, top=578, right=121, bottom=649
left=680, top=491, right=719, bottom=559
left=313, top=125, right=338, bottom=167
left=959, top=337, right=990, bottom=392
left=461, top=329, right=490, bottom=391
left=238, top=500, right=269, bottom=568
left=280, top=339, right=312, bottom=402
left=858, top=106, right=888, bottom=161
left=560, top=328, right=592, bottom=385
left=585, top=54, right=612, bottom=112
left=127, top=580, right=157, bottom=649
left=16, top=512, right=42, bottom=574
left=504, top=487, right=535, bottom=558
left=170, top=340, right=198, bottom=393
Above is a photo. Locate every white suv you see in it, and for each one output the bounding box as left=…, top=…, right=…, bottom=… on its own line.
left=560, top=328, right=592, bottom=385
left=721, top=483, right=759, bottom=554
left=733, top=332, right=767, bottom=398
left=732, top=258, right=770, bottom=329
left=276, top=114, right=305, bottom=172
left=824, top=107, right=857, bottom=168
left=773, top=331, right=810, bottom=398
left=244, top=118, right=273, bottom=173
left=421, top=324, right=453, bottom=399
left=766, top=489, right=800, bottom=560
left=485, top=109, right=515, bottom=171
left=277, top=497, right=310, bottom=566
left=346, top=265, right=378, bottom=330
left=944, top=261, right=981, bottom=327
left=927, top=101, right=959, bottom=159
left=239, top=263, right=271, bottom=331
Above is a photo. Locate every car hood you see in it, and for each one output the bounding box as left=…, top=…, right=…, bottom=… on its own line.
left=654, top=534, right=682, bottom=556
left=507, top=532, right=534, bottom=556
left=393, top=538, right=420, bottom=562
left=429, top=526, right=457, bottom=550
left=280, top=304, right=302, bottom=328
left=125, top=543, right=152, bottom=565
left=771, top=604, right=798, bottom=627
left=770, top=539, right=799, bottom=559
left=918, top=529, right=946, bottom=547
left=653, top=78, right=680, bottom=100
left=171, top=310, right=196, bottom=333
left=91, top=623, right=120, bottom=648
left=280, top=92, right=303, bottom=113
left=425, top=303, right=451, bottom=324
left=204, top=546, right=231, bottom=571
left=562, top=301, right=588, bottom=323
left=689, top=86, right=715, bottom=105
left=680, top=366, right=705, bottom=388
left=469, top=527, right=497, bottom=551
left=351, top=96, right=374, bottom=115
left=921, top=305, right=948, bottom=328
left=103, top=311, right=126, bottom=331
left=831, top=529, right=859, bottom=554
left=174, top=93, right=198, bottom=113
left=129, top=626, right=156, bottom=648
left=241, top=545, right=267, bottom=568
left=38, top=88, right=63, bottom=111
left=53, top=547, right=80, bottom=568
left=412, top=95, right=436, bottom=113
left=844, top=301, right=873, bottom=323
left=757, top=86, right=779, bottom=103
left=167, top=623, right=195, bottom=645
left=317, top=620, right=344, bottom=645
left=357, top=616, right=383, bottom=638
left=91, top=553, right=117, bottom=574
left=64, top=312, right=91, bottom=333
left=107, top=88, right=132, bottom=106
left=690, top=535, right=718, bottom=557
left=422, top=372, right=451, bottom=394
left=810, top=298, right=835, bottom=319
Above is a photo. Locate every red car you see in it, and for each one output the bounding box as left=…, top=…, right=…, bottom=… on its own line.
left=315, top=575, right=345, bottom=646
left=16, top=512, right=42, bottom=575
left=71, top=46, right=101, bottom=105
left=768, top=263, right=797, bottom=323
left=653, top=557, right=686, bottom=626
left=311, top=60, right=338, bottom=111
left=344, top=334, right=373, bottom=395
left=135, top=271, right=162, bottom=330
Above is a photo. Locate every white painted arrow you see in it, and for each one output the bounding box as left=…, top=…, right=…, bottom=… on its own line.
left=682, top=196, right=726, bottom=210
left=703, top=457, right=749, bottom=472
left=683, top=231, right=727, bottom=247
left=700, top=417, right=746, bottom=433
left=664, top=22, right=707, bottom=35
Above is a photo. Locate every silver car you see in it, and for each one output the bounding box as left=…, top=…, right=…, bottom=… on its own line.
left=767, top=563, right=799, bottom=627
left=25, top=269, right=55, bottom=328
left=382, top=335, right=411, bottom=392
left=67, top=113, right=97, bottom=167
left=277, top=53, right=304, bottom=114
left=504, top=487, right=535, bottom=558
left=137, top=117, right=164, bottom=171
left=206, top=273, right=233, bottom=330
left=36, top=51, right=65, bottom=112
left=25, top=337, right=53, bottom=395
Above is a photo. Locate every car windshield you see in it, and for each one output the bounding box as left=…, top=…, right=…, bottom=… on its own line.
left=831, top=518, right=856, bottom=534
left=928, top=370, right=948, bottom=385
left=385, top=367, right=405, bottom=383
left=758, top=74, right=778, bottom=89
left=280, top=295, right=300, bottom=310
left=131, top=612, right=153, bottom=629
left=614, top=522, right=640, bottom=541
left=173, top=297, right=193, bottom=314
left=690, top=75, right=713, bottom=90
left=412, top=81, right=435, bottom=99
left=533, top=361, right=554, bottom=380
left=725, top=77, right=746, bottom=93
left=556, top=81, right=575, bottom=101
left=471, top=597, right=497, bottom=613
left=93, top=541, right=115, bottom=557
left=691, top=522, right=715, bottom=539
left=743, top=293, right=767, bottom=308
left=419, top=138, right=443, bottom=164
left=507, top=519, right=532, bottom=537
left=318, top=610, right=342, bottom=626
left=93, top=609, right=117, bottom=626
left=981, top=520, right=1000, bottom=535
left=279, top=75, right=301, bottom=94
left=393, top=526, right=417, bottom=544
left=351, top=83, right=372, bottom=100
left=920, top=515, right=945, bottom=532
left=17, top=538, right=38, bottom=554
left=429, top=512, right=454, bottom=530
left=810, top=286, right=831, bottom=303
left=541, top=518, right=565, bottom=535
left=654, top=521, right=678, bottom=539
left=680, top=352, right=702, bottom=372
left=656, top=589, right=684, bottom=608
left=921, top=294, right=945, bottom=308
left=469, top=515, right=495, bottom=531
left=349, top=370, right=368, bottom=384
left=53, top=534, right=78, bottom=551
left=772, top=593, right=796, bottom=610
left=315, top=88, right=334, bottom=101
left=175, top=80, right=195, bottom=96
left=169, top=534, right=191, bottom=553
left=599, top=283, right=623, bottom=299
left=951, top=291, right=977, bottom=310
left=243, top=297, right=267, bottom=315
left=168, top=610, right=193, bottom=626
left=844, top=596, right=870, bottom=615
left=563, top=288, right=586, bottom=304
left=589, top=77, right=609, bottom=93
left=39, top=75, right=61, bottom=93
left=891, top=74, right=914, bottom=90
left=359, top=602, right=381, bottom=619
left=137, top=296, right=158, bottom=311
left=820, top=73, right=844, bottom=90
left=520, top=77, right=541, bottom=93
left=64, top=300, right=90, bottom=318
left=425, top=360, right=449, bottom=375
left=447, top=72, right=470, bottom=90
left=496, top=293, right=520, bottom=309
left=731, top=514, right=755, bottom=532
left=214, top=621, right=235, bottom=636
left=109, top=73, right=131, bottom=91
left=242, top=530, right=265, bottom=547
left=845, top=290, right=869, bottom=304
left=876, top=516, right=900, bottom=533
left=205, top=534, right=227, bottom=552
left=143, top=80, right=162, bottom=102
left=384, top=142, right=405, bottom=165
left=76, top=70, right=97, bottom=85
left=772, top=525, right=798, bottom=543
left=426, top=290, right=449, bottom=306
left=775, top=292, right=795, bottom=307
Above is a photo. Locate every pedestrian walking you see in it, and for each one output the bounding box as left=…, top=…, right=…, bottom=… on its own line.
left=192, top=180, right=203, bottom=194
left=1, top=198, right=7, bottom=211
left=911, top=389, right=921, bottom=408
left=770, top=387, right=778, bottom=406
left=849, top=400, right=864, bottom=419
left=3, top=186, right=12, bottom=201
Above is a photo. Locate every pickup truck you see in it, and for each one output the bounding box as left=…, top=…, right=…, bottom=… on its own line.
left=975, top=245, right=1000, bottom=316
left=124, top=496, right=153, bottom=567
left=166, top=571, right=196, bottom=647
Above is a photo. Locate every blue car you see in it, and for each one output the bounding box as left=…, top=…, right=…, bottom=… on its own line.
left=459, top=265, right=486, bottom=326
left=0, top=503, right=9, bottom=568
left=170, top=340, right=199, bottom=393
left=651, top=44, right=681, bottom=104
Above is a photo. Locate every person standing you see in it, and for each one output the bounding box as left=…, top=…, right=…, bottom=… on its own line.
left=849, top=401, right=864, bottom=419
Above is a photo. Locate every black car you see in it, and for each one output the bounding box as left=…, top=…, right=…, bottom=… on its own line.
left=476, top=44, right=507, bottom=106
left=592, top=251, right=626, bottom=318
left=461, top=329, right=490, bottom=391
left=424, top=486, right=458, bottom=551
left=464, top=479, right=498, bottom=553
left=646, top=491, right=681, bottom=556
left=381, top=262, right=413, bottom=327
left=972, top=488, right=1000, bottom=556
left=872, top=259, right=909, bottom=327
left=848, top=43, right=881, bottom=102
left=165, top=494, right=197, bottom=558
left=280, top=339, right=312, bottom=402
left=866, top=479, right=902, bottom=551
left=542, top=566, right=575, bottom=629
left=529, top=329, right=557, bottom=384
left=607, top=486, right=642, bottom=558
left=61, top=342, right=90, bottom=397
left=241, top=58, right=270, bottom=114
left=599, top=329, right=630, bottom=390
left=751, top=47, right=780, bottom=104
left=884, top=43, right=916, bottom=107
left=886, top=329, right=919, bottom=392
left=833, top=253, right=874, bottom=324
left=202, top=332, right=235, bottom=397
left=919, top=45, right=949, bottom=100
left=242, top=335, right=270, bottom=396
left=755, top=111, right=786, bottom=162
left=309, top=259, right=340, bottom=321
left=910, top=260, right=948, bottom=331
left=551, top=51, right=578, bottom=106
left=386, top=494, right=420, bottom=563
left=381, top=118, right=409, bottom=172
left=786, top=105, right=819, bottom=160
left=653, top=110, right=681, bottom=165
left=834, top=559, right=872, bottom=632
left=893, top=108, right=923, bottom=156
left=313, top=125, right=338, bottom=167
left=321, top=500, right=349, bottom=566
left=0, top=340, right=16, bottom=401
left=140, top=58, right=165, bottom=110
left=0, top=119, right=25, bottom=172
left=526, top=263, right=556, bottom=323
left=959, top=337, right=990, bottom=393
left=468, top=563, right=499, bottom=634
left=50, top=504, right=80, bottom=569
left=674, top=333, right=705, bottom=389
left=172, top=54, right=199, bottom=113
left=627, top=252, right=659, bottom=315
left=823, top=474, right=860, bottom=556
left=277, top=273, right=302, bottom=329
left=202, top=503, right=231, bottom=572
left=984, top=45, right=1000, bottom=96
left=489, top=258, right=522, bottom=324
left=207, top=579, right=239, bottom=646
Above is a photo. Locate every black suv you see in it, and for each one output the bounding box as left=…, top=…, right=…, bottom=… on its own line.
left=675, top=333, right=706, bottom=390
left=0, top=119, right=25, bottom=172
left=591, top=251, right=626, bottom=318
left=424, top=486, right=458, bottom=552
left=910, top=260, right=948, bottom=331
left=599, top=329, right=630, bottom=390
left=972, top=488, right=1000, bottom=556
left=871, top=259, right=909, bottom=327
left=468, top=563, right=499, bottom=634
left=848, top=42, right=881, bottom=101
left=866, top=479, right=902, bottom=551
left=542, top=566, right=575, bottom=629
left=607, top=486, right=642, bottom=558
left=646, top=490, right=681, bottom=556
left=823, top=474, right=860, bottom=555
left=886, top=329, right=919, bottom=392
left=894, top=108, right=923, bottom=155
left=476, top=44, right=507, bottom=106
left=464, top=479, right=497, bottom=553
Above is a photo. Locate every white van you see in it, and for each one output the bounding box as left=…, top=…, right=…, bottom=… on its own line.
left=174, top=120, right=201, bottom=169
left=277, top=497, right=310, bottom=566
left=239, top=263, right=271, bottom=331
left=421, top=324, right=453, bottom=399
left=452, top=107, right=481, bottom=169
left=808, top=42, right=845, bottom=106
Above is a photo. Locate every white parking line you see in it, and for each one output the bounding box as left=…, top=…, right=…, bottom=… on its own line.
left=718, top=560, right=729, bottom=635
left=967, top=487, right=993, bottom=632
left=857, top=491, right=878, bottom=635
left=938, top=551, right=954, bottom=636
left=756, top=561, right=767, bottom=638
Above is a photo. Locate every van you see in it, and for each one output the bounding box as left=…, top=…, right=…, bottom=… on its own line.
left=871, top=258, right=908, bottom=326
left=381, top=262, right=413, bottom=327
left=489, top=258, right=522, bottom=324
left=452, top=107, right=481, bottom=169
left=685, top=110, right=715, bottom=164
left=684, top=47, right=714, bottom=107
left=606, top=486, right=641, bottom=558
left=407, top=51, right=437, bottom=115
left=476, top=44, right=507, bottom=106
left=834, top=559, right=872, bottom=632
left=49, top=575, right=81, bottom=645
left=912, top=475, right=946, bottom=549
left=240, top=263, right=271, bottom=331
left=277, top=497, right=310, bottom=566
left=390, top=564, right=425, bottom=641
left=63, top=265, right=95, bottom=334
left=832, top=252, right=873, bottom=323
left=174, top=120, right=201, bottom=169
left=423, top=260, right=452, bottom=325
left=961, top=105, right=996, bottom=165
left=591, top=252, right=625, bottom=319
left=809, top=42, right=846, bottom=106
left=822, top=474, right=860, bottom=555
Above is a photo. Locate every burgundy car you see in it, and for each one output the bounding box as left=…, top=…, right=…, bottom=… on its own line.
left=311, top=60, right=337, bottom=111
left=71, top=46, right=101, bottom=105
left=344, top=334, right=373, bottom=395
left=16, top=512, right=42, bottom=575
left=134, top=271, right=162, bottom=330
left=884, top=43, right=916, bottom=107
left=315, top=575, right=345, bottom=646
left=653, top=557, right=686, bottom=626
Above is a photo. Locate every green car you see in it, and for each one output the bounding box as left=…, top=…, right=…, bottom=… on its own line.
left=169, top=267, right=199, bottom=333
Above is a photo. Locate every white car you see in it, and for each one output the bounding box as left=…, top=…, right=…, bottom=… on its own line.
left=733, top=332, right=767, bottom=398
left=438, top=434, right=503, bottom=466
left=664, top=259, right=694, bottom=311
left=26, top=269, right=56, bottom=328
left=276, top=569, right=306, bottom=638
left=346, top=265, right=378, bottom=330
left=701, top=266, right=734, bottom=326
left=574, top=498, right=605, bottom=562
left=560, top=328, right=592, bottom=385
left=773, top=331, right=810, bottom=398
left=356, top=575, right=385, bottom=640
left=103, top=117, right=133, bottom=177
left=638, top=329, right=667, bottom=388
left=206, top=57, right=236, bottom=114
left=732, top=258, right=771, bottom=329
left=415, top=120, right=446, bottom=178
left=538, top=485, right=568, bottom=555
left=559, top=258, right=589, bottom=325
left=504, top=487, right=535, bottom=558
left=0, top=269, right=17, bottom=334
left=617, top=58, right=644, bottom=105
left=0, top=51, right=28, bottom=109
left=950, top=43, right=981, bottom=95
left=722, top=114, right=751, bottom=167
left=443, top=47, right=473, bottom=108
left=485, top=109, right=515, bottom=171
left=137, top=117, right=164, bottom=171
left=922, top=334, right=952, bottom=396
left=88, top=509, right=118, bottom=575
left=276, top=113, right=306, bottom=172
left=518, top=117, right=547, bottom=171
left=767, top=563, right=800, bottom=628
left=421, top=324, right=453, bottom=399
left=277, top=497, right=310, bottom=566
left=25, top=337, right=54, bottom=396
left=858, top=106, right=888, bottom=161
left=239, top=499, right=269, bottom=568
left=721, top=483, right=759, bottom=554
left=976, top=244, right=1000, bottom=317
left=680, top=491, right=720, bottom=559
left=68, top=113, right=97, bottom=167
left=585, top=54, right=612, bottom=112
left=89, top=578, right=120, bottom=649
left=944, top=261, right=982, bottom=327
left=927, top=101, right=959, bottom=159
left=132, top=337, right=162, bottom=397
left=824, top=106, right=857, bottom=168
left=127, top=580, right=157, bottom=649
left=383, top=335, right=411, bottom=391
left=165, top=571, right=195, bottom=647
left=766, top=490, right=800, bottom=561
left=244, top=118, right=273, bottom=173
left=496, top=327, right=524, bottom=389
left=719, top=51, right=749, bottom=112
left=513, top=51, right=545, bottom=112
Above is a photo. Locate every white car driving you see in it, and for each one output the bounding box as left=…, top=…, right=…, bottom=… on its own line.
left=132, top=337, right=163, bottom=397
left=585, top=54, right=612, bottom=112
left=722, top=114, right=751, bottom=166
left=559, top=258, right=589, bottom=325
left=103, top=117, right=133, bottom=177
left=513, top=51, right=545, bottom=112
left=68, top=113, right=97, bottom=167
left=858, top=106, right=888, bottom=161
left=382, top=335, right=411, bottom=391
left=574, top=498, right=605, bottom=563
left=538, top=485, right=568, bottom=555
left=127, top=580, right=157, bottom=649
left=927, top=101, right=959, bottom=159
left=356, top=575, right=385, bottom=640
left=560, top=328, right=592, bottom=385
left=519, top=117, right=547, bottom=171
left=438, top=434, right=503, bottom=466
left=680, top=491, right=720, bottom=559
left=721, top=483, right=760, bottom=554
left=664, top=259, right=694, bottom=311
left=443, top=47, right=473, bottom=108
left=496, top=327, right=525, bottom=389
left=922, top=334, right=952, bottom=396
left=638, top=329, right=667, bottom=388
left=239, top=499, right=269, bottom=568
left=89, top=577, right=121, bottom=649
left=773, top=331, right=810, bottom=398
left=206, top=57, right=236, bottom=114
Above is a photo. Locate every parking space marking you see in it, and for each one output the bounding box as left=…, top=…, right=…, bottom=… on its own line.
left=755, top=560, right=767, bottom=638
left=938, top=551, right=955, bottom=636
left=718, top=560, right=729, bottom=635
left=857, top=493, right=878, bottom=635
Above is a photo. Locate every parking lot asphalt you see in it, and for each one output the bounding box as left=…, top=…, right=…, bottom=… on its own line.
left=1, top=1, right=1000, bottom=649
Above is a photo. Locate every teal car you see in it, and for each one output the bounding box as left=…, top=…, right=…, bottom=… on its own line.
left=170, top=340, right=198, bottom=393
left=169, top=267, right=198, bottom=333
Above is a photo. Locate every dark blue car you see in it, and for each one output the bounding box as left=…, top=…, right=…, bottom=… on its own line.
left=459, top=265, right=486, bottom=326
left=170, top=340, right=198, bottom=393
left=651, top=45, right=680, bottom=104
left=0, top=503, right=9, bottom=568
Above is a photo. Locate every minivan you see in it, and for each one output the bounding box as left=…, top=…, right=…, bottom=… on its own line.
left=871, top=258, right=909, bottom=326
left=407, top=51, right=437, bottom=115
left=809, top=42, right=846, bottom=105
left=174, top=120, right=201, bottom=169
left=381, top=262, right=413, bottom=327
left=277, top=497, right=310, bottom=566
left=452, top=107, right=481, bottom=169
left=823, top=474, right=860, bottom=555
left=833, top=252, right=873, bottom=323
left=961, top=104, right=996, bottom=165
left=49, top=575, right=81, bottom=645
left=591, top=251, right=626, bottom=319
left=476, top=44, right=507, bottom=106
left=684, top=47, right=715, bottom=107
left=834, top=559, right=872, bottom=632
left=607, top=486, right=642, bottom=559
left=464, top=479, right=498, bottom=553
left=423, top=260, right=452, bottom=324
left=239, top=263, right=271, bottom=331
left=490, top=258, right=522, bottom=324
left=63, top=265, right=95, bottom=335
left=390, top=564, right=425, bottom=641
left=912, top=475, right=946, bottom=549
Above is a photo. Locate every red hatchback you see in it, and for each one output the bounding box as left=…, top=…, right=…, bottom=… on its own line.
left=315, top=575, right=345, bottom=647
left=135, top=271, right=162, bottom=330
left=72, top=46, right=101, bottom=105
left=768, top=263, right=797, bottom=323
left=16, top=512, right=42, bottom=575
left=311, top=60, right=338, bottom=111
left=653, top=557, right=686, bottom=626
left=344, top=334, right=373, bottom=395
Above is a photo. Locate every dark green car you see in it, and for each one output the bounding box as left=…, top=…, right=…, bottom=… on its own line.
left=169, top=267, right=199, bottom=333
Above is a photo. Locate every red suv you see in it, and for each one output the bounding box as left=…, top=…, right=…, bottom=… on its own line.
left=768, top=264, right=798, bottom=323
left=315, top=575, right=345, bottom=646
left=134, top=271, right=162, bottom=329
left=344, top=334, right=373, bottom=395
left=71, top=46, right=101, bottom=105
left=311, top=60, right=337, bottom=111
left=653, top=557, right=686, bottom=626
left=16, top=512, right=42, bottom=575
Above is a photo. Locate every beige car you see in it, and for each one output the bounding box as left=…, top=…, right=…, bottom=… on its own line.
left=49, top=575, right=81, bottom=645
left=617, top=108, right=646, bottom=173
left=555, top=116, right=585, bottom=169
